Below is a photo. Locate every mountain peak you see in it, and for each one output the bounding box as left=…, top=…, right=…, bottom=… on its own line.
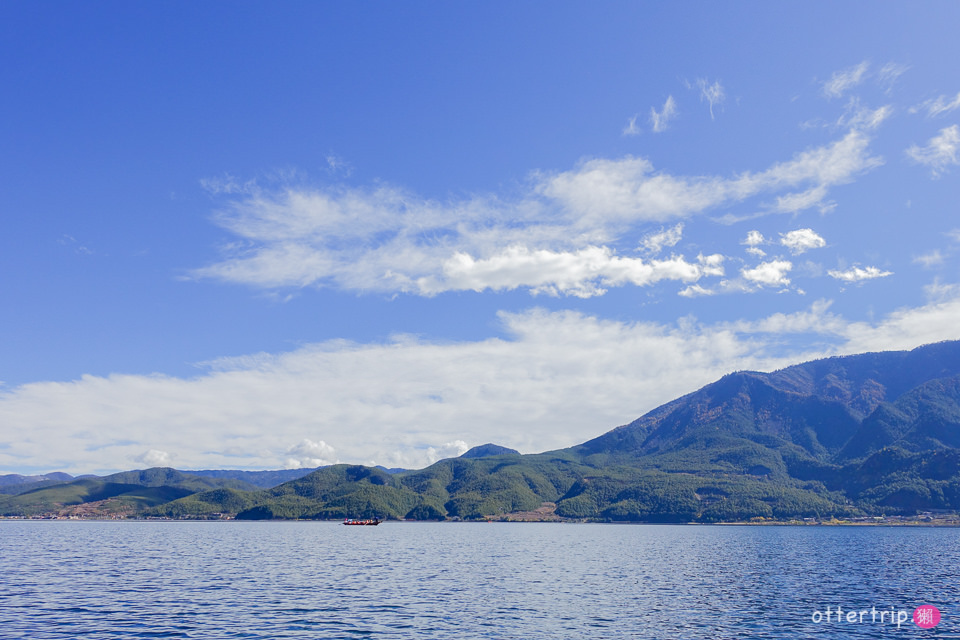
left=460, top=443, right=520, bottom=459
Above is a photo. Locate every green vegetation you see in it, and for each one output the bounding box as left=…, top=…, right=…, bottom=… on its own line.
left=6, top=341, right=960, bottom=522
left=0, top=469, right=258, bottom=517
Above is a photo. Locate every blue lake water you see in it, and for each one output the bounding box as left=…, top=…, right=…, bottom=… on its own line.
left=1, top=521, right=958, bottom=639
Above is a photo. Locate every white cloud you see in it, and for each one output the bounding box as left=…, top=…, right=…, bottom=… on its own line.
left=772, top=185, right=834, bottom=214
left=192, top=129, right=882, bottom=296
left=5, top=294, right=960, bottom=475
left=284, top=439, right=337, bottom=469
left=695, top=79, right=725, bottom=119
left=924, top=278, right=960, bottom=302
left=840, top=293, right=960, bottom=353
left=742, top=260, right=792, bottom=287
left=907, top=125, right=960, bottom=178
left=539, top=130, right=880, bottom=224
left=536, top=155, right=725, bottom=224
left=743, top=229, right=767, bottom=257
left=725, top=299, right=846, bottom=336
left=823, top=61, right=870, bottom=98
left=780, top=228, right=826, bottom=255
left=58, top=234, right=94, bottom=256
left=417, top=245, right=719, bottom=298
left=803, top=99, right=892, bottom=135
left=877, top=62, right=909, bottom=94
left=698, top=253, right=725, bottom=277
left=678, top=284, right=714, bottom=298
left=135, top=449, right=172, bottom=467
left=650, top=95, right=678, bottom=132
left=828, top=265, right=893, bottom=283
left=0, top=309, right=796, bottom=474
left=423, top=441, right=470, bottom=463
left=914, top=250, right=945, bottom=268
left=622, top=114, right=642, bottom=136
left=911, top=91, right=960, bottom=117
left=837, top=100, right=893, bottom=132
left=199, top=174, right=255, bottom=196
left=760, top=130, right=882, bottom=192
left=325, top=154, right=353, bottom=177
left=639, top=223, right=684, bottom=254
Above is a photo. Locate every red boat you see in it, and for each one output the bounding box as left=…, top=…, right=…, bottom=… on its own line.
left=343, top=518, right=381, bottom=525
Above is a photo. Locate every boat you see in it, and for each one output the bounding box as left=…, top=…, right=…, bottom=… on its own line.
left=343, top=517, right=381, bottom=526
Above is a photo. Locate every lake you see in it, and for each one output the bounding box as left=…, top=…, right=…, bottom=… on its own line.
left=1, top=521, right=957, bottom=639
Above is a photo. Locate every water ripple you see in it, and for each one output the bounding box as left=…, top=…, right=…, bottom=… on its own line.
left=2, top=521, right=959, bottom=638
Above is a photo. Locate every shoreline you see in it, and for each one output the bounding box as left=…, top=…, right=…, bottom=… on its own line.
left=4, top=515, right=960, bottom=526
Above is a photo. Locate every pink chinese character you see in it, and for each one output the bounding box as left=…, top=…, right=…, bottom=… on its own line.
left=913, top=604, right=940, bottom=629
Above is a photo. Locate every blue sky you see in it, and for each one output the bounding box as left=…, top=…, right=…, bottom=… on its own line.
left=2, top=2, right=960, bottom=474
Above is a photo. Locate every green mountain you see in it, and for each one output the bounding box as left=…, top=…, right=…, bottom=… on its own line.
left=183, top=467, right=321, bottom=488
left=7, top=341, right=960, bottom=521
left=0, top=468, right=258, bottom=517
left=461, top=443, right=521, bottom=458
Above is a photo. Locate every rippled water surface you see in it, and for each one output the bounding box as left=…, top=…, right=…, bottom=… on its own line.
left=1, top=521, right=958, bottom=638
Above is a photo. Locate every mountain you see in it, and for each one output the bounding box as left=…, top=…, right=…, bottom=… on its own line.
left=0, top=472, right=75, bottom=495
left=577, top=340, right=960, bottom=464
left=460, top=443, right=520, bottom=459
left=185, top=466, right=407, bottom=486
left=7, top=341, right=960, bottom=521
left=0, top=468, right=258, bottom=517
left=184, top=467, right=321, bottom=488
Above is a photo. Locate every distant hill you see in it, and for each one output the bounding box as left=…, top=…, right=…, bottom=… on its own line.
left=375, top=465, right=407, bottom=474
left=460, top=443, right=520, bottom=459
left=0, top=472, right=75, bottom=495
left=185, top=466, right=407, bottom=487
left=7, top=341, right=960, bottom=522
left=184, top=467, right=320, bottom=488
left=0, top=468, right=258, bottom=517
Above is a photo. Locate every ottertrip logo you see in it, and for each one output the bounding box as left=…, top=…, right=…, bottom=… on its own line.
left=811, top=604, right=940, bottom=629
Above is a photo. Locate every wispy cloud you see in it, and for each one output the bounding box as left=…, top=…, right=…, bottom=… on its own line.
left=539, top=130, right=881, bottom=223
left=771, top=185, right=833, bottom=214
left=694, top=78, right=725, bottom=119
left=325, top=153, right=353, bottom=177
left=650, top=95, right=678, bottom=132
left=639, top=223, right=684, bottom=255
left=724, top=299, right=845, bottom=336
left=877, top=62, right=909, bottom=94
left=828, top=265, right=893, bottom=283
left=906, top=125, right=960, bottom=177
left=823, top=61, right=870, bottom=98
left=914, top=250, right=945, bottom=268
left=911, top=91, right=960, bottom=117
left=837, top=100, right=893, bottom=132
left=924, top=278, right=960, bottom=302
left=622, top=114, right=642, bottom=136
left=58, top=234, right=94, bottom=256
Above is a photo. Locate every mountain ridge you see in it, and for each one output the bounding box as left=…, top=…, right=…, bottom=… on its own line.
left=5, top=340, right=960, bottom=521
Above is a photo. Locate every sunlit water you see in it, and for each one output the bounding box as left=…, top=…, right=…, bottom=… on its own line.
left=1, top=521, right=958, bottom=639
